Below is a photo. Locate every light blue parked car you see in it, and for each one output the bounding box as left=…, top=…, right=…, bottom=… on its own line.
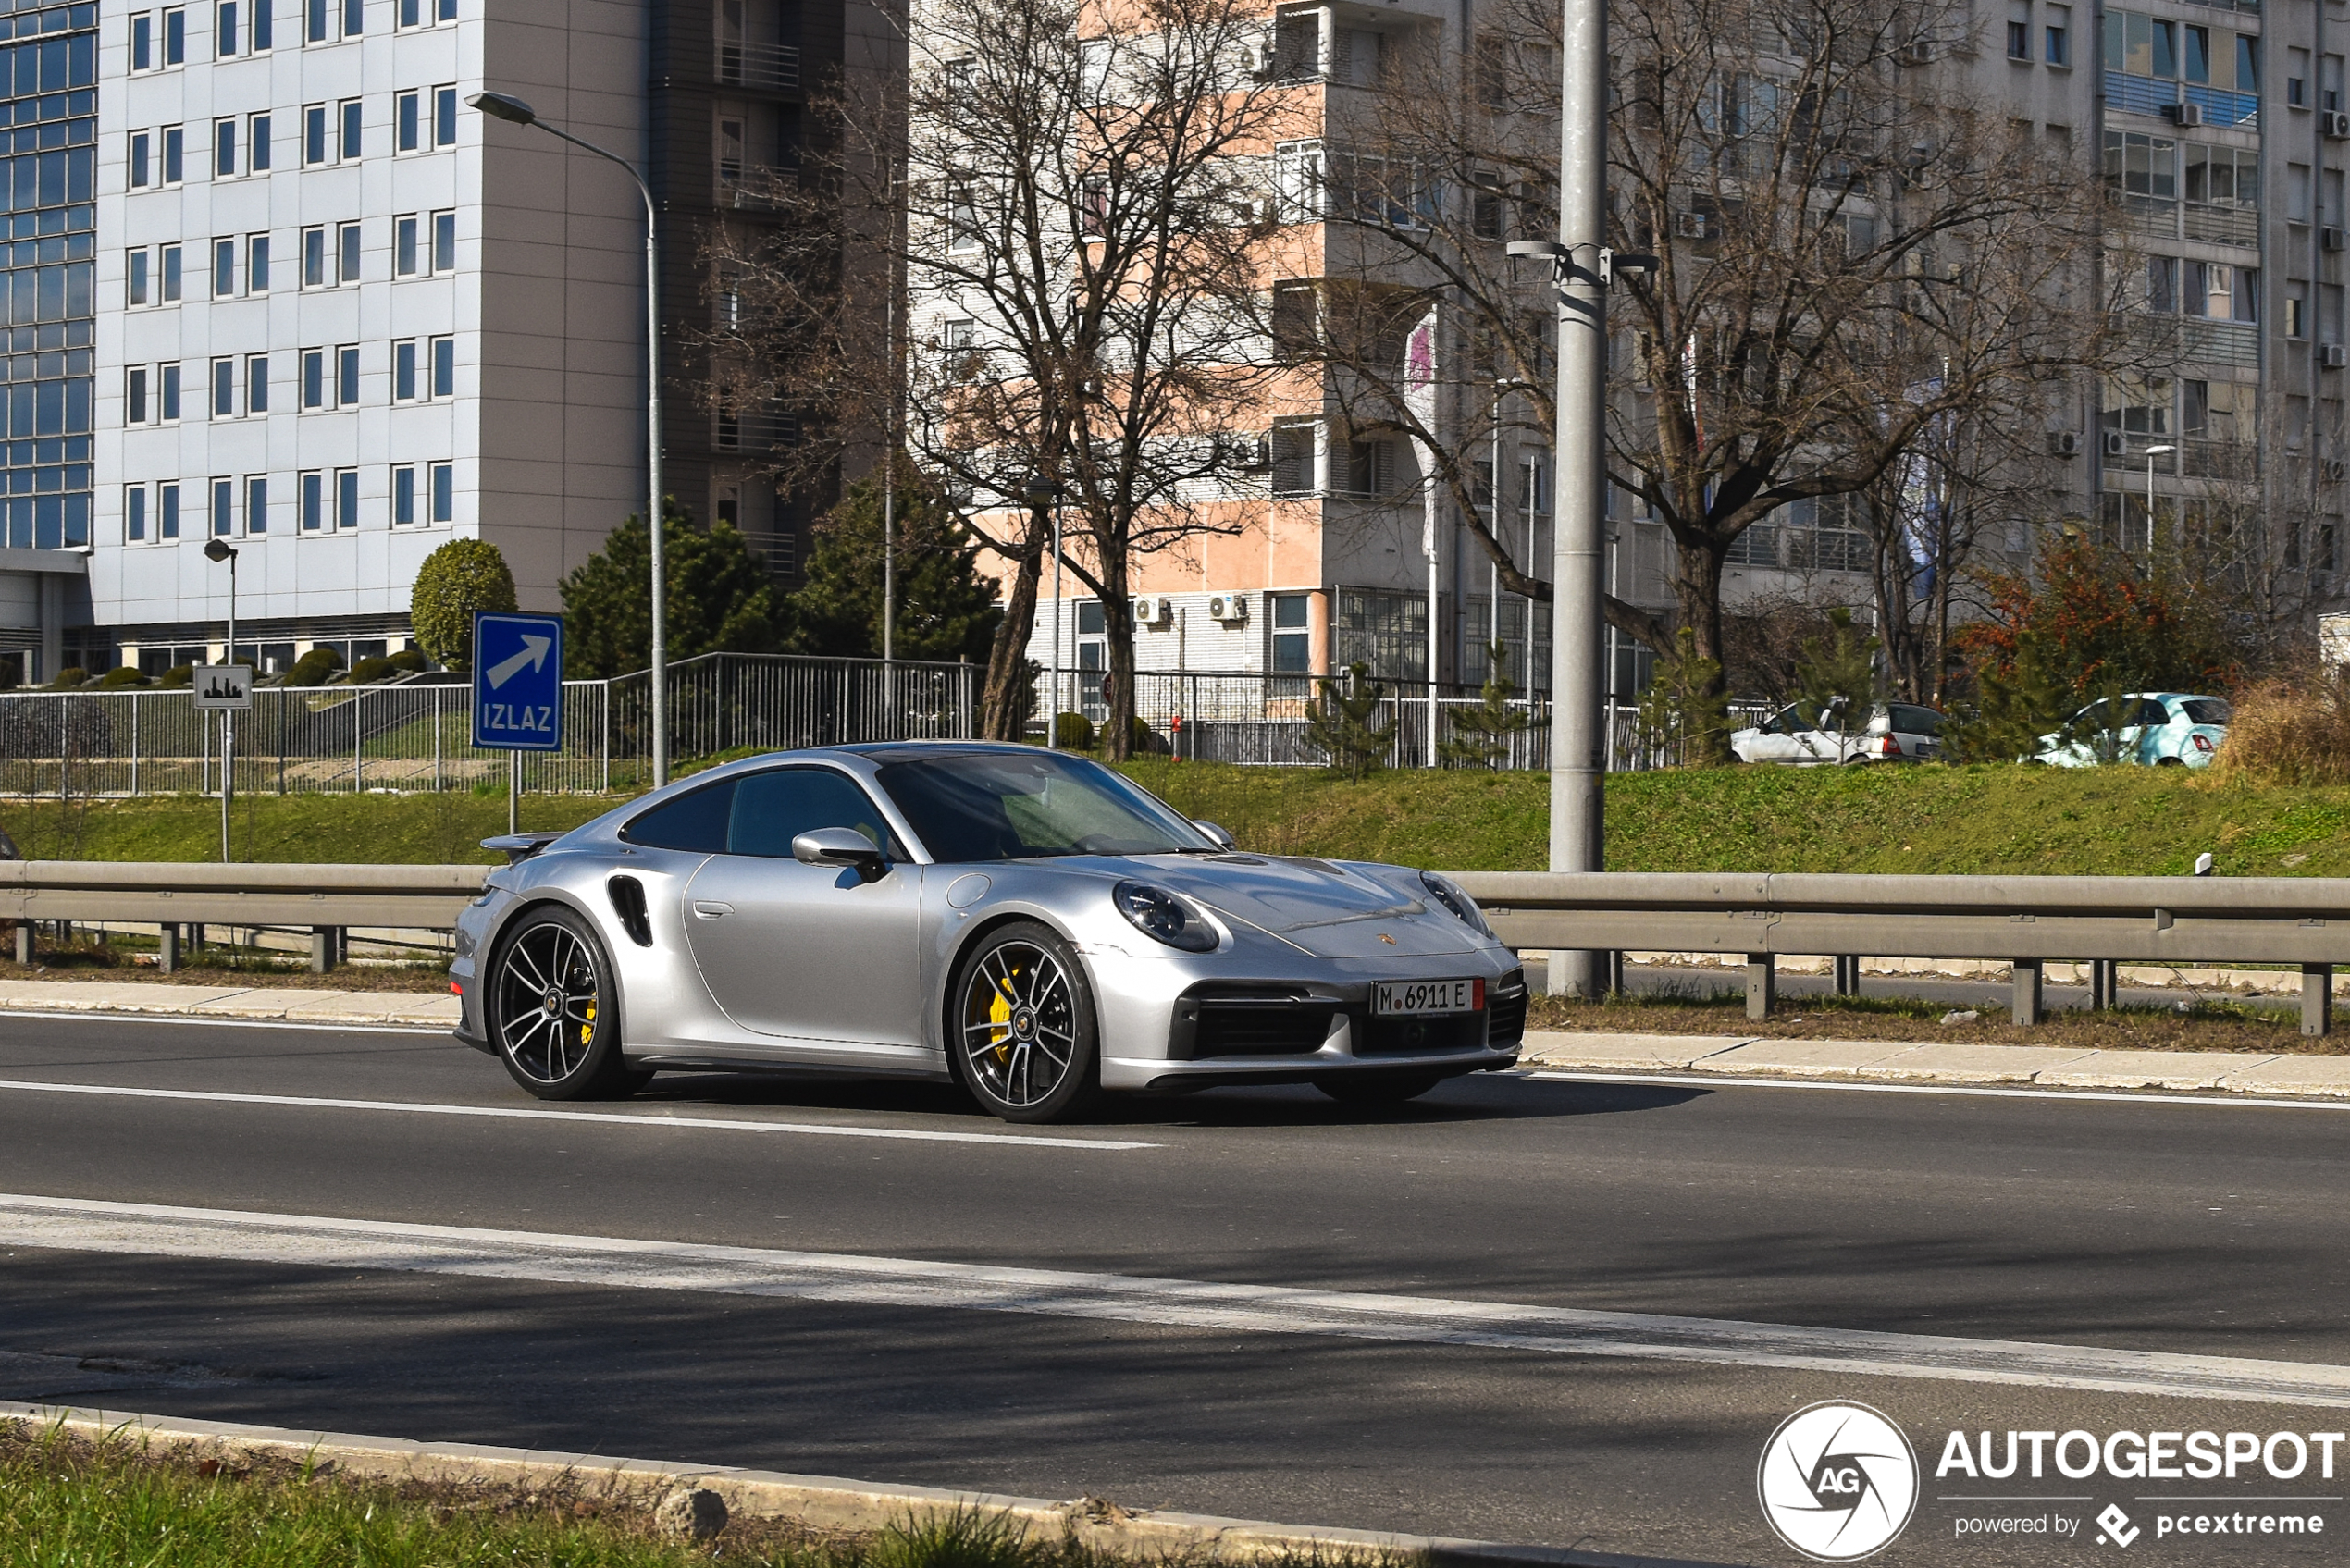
left=2034, top=692, right=2232, bottom=768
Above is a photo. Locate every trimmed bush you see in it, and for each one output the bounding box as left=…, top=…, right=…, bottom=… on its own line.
left=279, top=648, right=344, bottom=687
left=412, top=538, right=518, bottom=673
left=93, top=666, right=147, bottom=688
left=1053, top=711, right=1094, bottom=749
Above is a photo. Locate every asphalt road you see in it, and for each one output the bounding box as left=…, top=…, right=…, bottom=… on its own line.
left=1, top=1013, right=2347, bottom=1567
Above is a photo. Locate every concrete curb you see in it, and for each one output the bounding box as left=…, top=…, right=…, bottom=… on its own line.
left=0, top=978, right=457, bottom=1027
left=1521, top=1030, right=2350, bottom=1099
left=0, top=1402, right=1733, bottom=1568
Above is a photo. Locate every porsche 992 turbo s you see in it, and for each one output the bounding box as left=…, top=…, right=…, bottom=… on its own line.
left=451, top=743, right=1526, bottom=1122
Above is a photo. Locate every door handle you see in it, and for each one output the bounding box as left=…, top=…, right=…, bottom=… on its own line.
left=692, top=900, right=734, bottom=919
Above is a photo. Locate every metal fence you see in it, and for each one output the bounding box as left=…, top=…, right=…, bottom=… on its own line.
left=0, top=651, right=1759, bottom=797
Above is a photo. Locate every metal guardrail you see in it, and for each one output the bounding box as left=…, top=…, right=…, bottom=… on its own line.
left=1449, top=871, right=2350, bottom=1035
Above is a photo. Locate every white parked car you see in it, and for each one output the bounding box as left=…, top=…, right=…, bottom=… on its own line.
left=1731, top=701, right=1946, bottom=765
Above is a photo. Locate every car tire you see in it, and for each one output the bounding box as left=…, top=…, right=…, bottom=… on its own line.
left=487, top=905, right=637, bottom=1101
left=951, top=920, right=1101, bottom=1124
left=1314, top=1071, right=1442, bottom=1107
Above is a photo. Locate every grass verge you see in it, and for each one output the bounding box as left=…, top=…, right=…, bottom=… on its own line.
left=1526, top=986, right=2337, bottom=1052
left=0, top=1425, right=1368, bottom=1568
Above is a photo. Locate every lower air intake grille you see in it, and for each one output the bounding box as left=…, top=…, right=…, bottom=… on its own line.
left=1488, top=975, right=1528, bottom=1049
left=1356, top=1012, right=1490, bottom=1056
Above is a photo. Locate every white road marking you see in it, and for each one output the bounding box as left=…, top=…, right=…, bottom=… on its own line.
left=1528, top=1069, right=2350, bottom=1112
left=0, top=1080, right=1156, bottom=1151
left=5, top=1193, right=2348, bottom=1408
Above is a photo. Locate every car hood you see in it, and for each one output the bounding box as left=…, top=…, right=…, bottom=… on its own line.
left=1109, top=854, right=1483, bottom=957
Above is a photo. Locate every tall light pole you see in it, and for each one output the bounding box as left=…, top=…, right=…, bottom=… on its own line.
left=1509, top=0, right=1617, bottom=997
left=1024, top=475, right=1061, bottom=748
left=204, top=537, right=237, bottom=862
left=469, top=90, right=669, bottom=786
left=2145, top=442, right=2176, bottom=559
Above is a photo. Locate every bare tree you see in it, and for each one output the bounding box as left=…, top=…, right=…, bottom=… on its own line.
left=699, top=0, right=1287, bottom=755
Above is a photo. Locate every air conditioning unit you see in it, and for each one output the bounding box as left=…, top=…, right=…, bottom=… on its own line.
left=1233, top=436, right=1271, bottom=471
left=1240, top=41, right=1277, bottom=80
left=2102, top=430, right=2129, bottom=457
left=2326, top=227, right=2348, bottom=253
left=2327, top=459, right=2349, bottom=481
left=1207, top=593, right=1250, bottom=623
left=2166, top=102, right=2204, bottom=128
left=2048, top=430, right=2082, bottom=458
left=1132, top=597, right=1171, bottom=627
left=2325, top=343, right=2349, bottom=369
left=2326, top=110, right=2350, bottom=138
left=1674, top=210, right=1708, bottom=240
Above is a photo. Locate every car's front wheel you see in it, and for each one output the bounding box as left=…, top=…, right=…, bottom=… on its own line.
left=1315, top=1071, right=1442, bottom=1107
left=489, top=906, right=637, bottom=1100
left=952, top=921, right=1100, bottom=1123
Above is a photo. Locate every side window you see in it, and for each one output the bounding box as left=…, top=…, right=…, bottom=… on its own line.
left=2136, top=698, right=2174, bottom=726
left=727, top=768, right=899, bottom=859
left=1892, top=704, right=1943, bottom=736
left=623, top=779, right=736, bottom=851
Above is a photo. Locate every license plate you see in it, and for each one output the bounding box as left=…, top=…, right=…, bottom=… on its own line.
left=1372, top=978, right=1484, bottom=1016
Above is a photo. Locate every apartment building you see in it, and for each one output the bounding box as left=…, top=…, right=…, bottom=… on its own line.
left=0, top=0, right=873, bottom=683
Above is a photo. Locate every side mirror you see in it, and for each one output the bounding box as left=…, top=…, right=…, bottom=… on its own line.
left=1193, top=820, right=1236, bottom=850
left=793, top=827, right=887, bottom=878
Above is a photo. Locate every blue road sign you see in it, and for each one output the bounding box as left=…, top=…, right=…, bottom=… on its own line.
left=471, top=611, right=565, bottom=752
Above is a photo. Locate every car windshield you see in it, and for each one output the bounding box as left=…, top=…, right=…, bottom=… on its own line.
left=875, top=751, right=1216, bottom=862
left=2179, top=697, right=2232, bottom=725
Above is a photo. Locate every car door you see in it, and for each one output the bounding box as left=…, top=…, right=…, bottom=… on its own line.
left=1746, top=707, right=1805, bottom=764
left=680, top=766, right=926, bottom=1050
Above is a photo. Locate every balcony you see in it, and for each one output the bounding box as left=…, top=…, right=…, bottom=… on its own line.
left=2103, top=72, right=2258, bottom=131
left=717, top=38, right=798, bottom=93
left=717, top=159, right=793, bottom=209
left=2181, top=438, right=2257, bottom=481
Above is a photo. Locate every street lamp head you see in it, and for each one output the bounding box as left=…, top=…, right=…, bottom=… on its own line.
left=2146, top=443, right=2177, bottom=455
left=203, top=538, right=237, bottom=562
left=1021, top=475, right=1060, bottom=508
left=467, top=91, right=538, bottom=127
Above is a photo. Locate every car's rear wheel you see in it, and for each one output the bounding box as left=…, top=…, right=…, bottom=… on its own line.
left=1315, top=1071, right=1442, bottom=1107
left=952, top=921, right=1099, bottom=1123
left=489, top=906, right=637, bottom=1100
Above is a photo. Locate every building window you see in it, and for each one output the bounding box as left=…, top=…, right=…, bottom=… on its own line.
left=301, top=226, right=326, bottom=287
left=428, top=460, right=452, bottom=522
left=131, top=12, right=155, bottom=69
left=946, top=182, right=980, bottom=253
left=213, top=117, right=235, bottom=177
left=391, top=463, right=415, bottom=525
left=342, top=0, right=360, bottom=37
left=301, top=348, right=324, bottom=408
left=164, top=6, right=184, bottom=63
left=246, top=475, right=266, bottom=533
left=428, top=335, right=453, bottom=398
left=394, top=215, right=418, bottom=275
left=338, top=97, right=361, bottom=160
left=127, top=250, right=150, bottom=306
left=335, top=467, right=358, bottom=529
left=248, top=111, right=270, bottom=170
left=161, top=125, right=184, bottom=184
left=396, top=90, right=418, bottom=151
left=216, top=0, right=237, bottom=56
left=300, top=470, right=322, bottom=529
left=211, top=476, right=233, bottom=535
left=338, top=221, right=361, bottom=282
left=1332, top=587, right=1427, bottom=682
left=1269, top=424, right=1317, bottom=495
left=2045, top=4, right=2069, bottom=65
left=337, top=344, right=359, bottom=405
left=1270, top=593, right=1311, bottom=673
left=306, top=0, right=328, bottom=42
left=2007, top=3, right=2029, bottom=60
left=1342, top=437, right=1395, bottom=496
left=303, top=104, right=327, bottom=164
left=159, top=480, right=180, bottom=539
left=434, top=84, right=457, bottom=146
left=160, top=244, right=182, bottom=302
left=248, top=233, right=269, bottom=292
left=393, top=340, right=416, bottom=400
left=211, top=356, right=233, bottom=416
left=212, top=237, right=234, bottom=296
left=126, top=365, right=148, bottom=423
left=253, top=0, right=270, bottom=48
left=125, top=484, right=145, bottom=541
left=159, top=363, right=181, bottom=420
left=129, top=130, right=150, bottom=187
left=246, top=354, right=267, bottom=413
left=431, top=209, right=455, bottom=272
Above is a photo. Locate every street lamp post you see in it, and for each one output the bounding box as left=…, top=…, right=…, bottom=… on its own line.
left=204, top=537, right=237, bottom=863
left=468, top=91, right=668, bottom=786
left=2144, top=442, right=2176, bottom=559
left=1023, top=475, right=1062, bottom=749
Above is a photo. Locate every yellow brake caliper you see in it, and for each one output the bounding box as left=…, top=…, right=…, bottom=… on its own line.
left=581, top=1002, right=595, bottom=1047
left=988, top=972, right=1016, bottom=1062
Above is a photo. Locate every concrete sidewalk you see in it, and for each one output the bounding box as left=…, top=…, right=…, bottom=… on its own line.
left=1520, top=1030, right=2350, bottom=1098
left=0, top=977, right=458, bottom=1027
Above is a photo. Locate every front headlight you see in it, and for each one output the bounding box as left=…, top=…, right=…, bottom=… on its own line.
left=1112, top=881, right=1219, bottom=952
left=1419, top=871, right=1493, bottom=937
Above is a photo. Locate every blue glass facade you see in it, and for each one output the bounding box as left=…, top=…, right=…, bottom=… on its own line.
left=0, top=3, right=93, bottom=550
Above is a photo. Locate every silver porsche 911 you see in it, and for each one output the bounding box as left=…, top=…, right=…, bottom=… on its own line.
left=451, top=742, right=1526, bottom=1122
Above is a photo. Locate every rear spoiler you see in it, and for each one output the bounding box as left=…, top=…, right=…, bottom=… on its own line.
left=482, top=832, right=565, bottom=865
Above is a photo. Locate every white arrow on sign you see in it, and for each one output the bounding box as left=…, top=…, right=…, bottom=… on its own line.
left=484, top=634, right=551, bottom=690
